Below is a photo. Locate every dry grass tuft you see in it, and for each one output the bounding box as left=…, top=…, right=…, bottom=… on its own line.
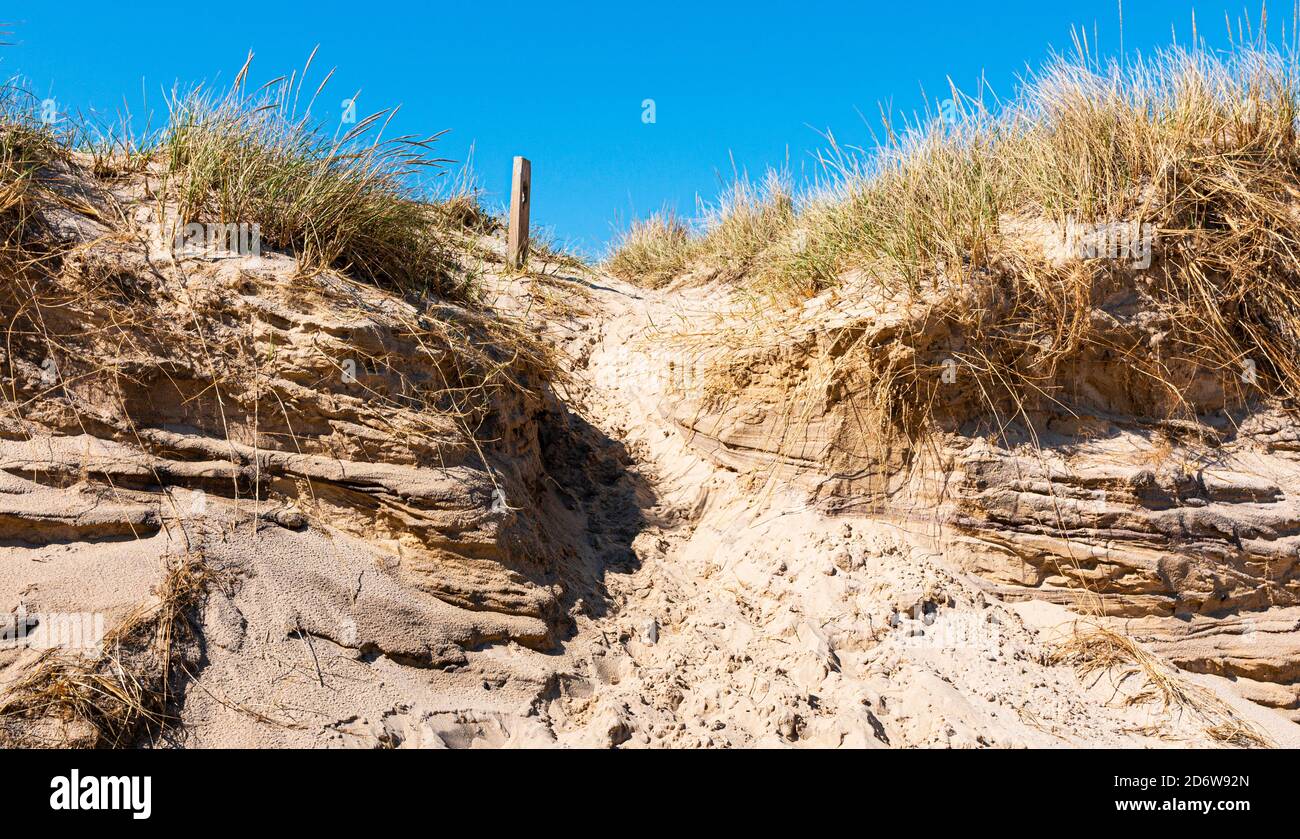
left=0, top=553, right=211, bottom=748
left=0, top=83, right=70, bottom=252
left=160, top=55, right=468, bottom=299
left=607, top=172, right=796, bottom=289
left=433, top=193, right=498, bottom=236
left=1052, top=620, right=1271, bottom=748
left=696, top=170, right=796, bottom=279
left=606, top=210, right=694, bottom=287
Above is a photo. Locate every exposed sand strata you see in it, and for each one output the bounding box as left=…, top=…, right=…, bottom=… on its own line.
left=0, top=156, right=578, bottom=745
left=2, top=157, right=1298, bottom=746
left=655, top=269, right=1300, bottom=730
left=508, top=270, right=1297, bottom=747
left=0, top=195, right=568, bottom=619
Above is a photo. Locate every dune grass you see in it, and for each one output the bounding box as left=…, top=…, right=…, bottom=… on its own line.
left=696, top=170, right=796, bottom=277
left=159, top=54, right=471, bottom=299
left=0, top=83, right=69, bottom=243
left=606, top=172, right=795, bottom=288
left=0, top=72, right=564, bottom=443
left=612, top=38, right=1300, bottom=429
left=0, top=56, right=496, bottom=305
left=606, top=211, right=693, bottom=286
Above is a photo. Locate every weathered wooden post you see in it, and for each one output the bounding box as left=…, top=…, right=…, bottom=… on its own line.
left=507, top=156, right=531, bottom=270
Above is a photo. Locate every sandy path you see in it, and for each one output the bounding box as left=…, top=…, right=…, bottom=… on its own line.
left=520, top=270, right=1300, bottom=748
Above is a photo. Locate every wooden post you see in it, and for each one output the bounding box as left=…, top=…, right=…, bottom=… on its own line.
left=507, top=156, right=531, bottom=270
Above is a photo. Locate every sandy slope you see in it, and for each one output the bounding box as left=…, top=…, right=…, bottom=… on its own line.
left=1, top=175, right=1296, bottom=746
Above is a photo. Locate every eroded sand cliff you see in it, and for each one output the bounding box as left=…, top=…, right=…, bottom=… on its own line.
left=1, top=156, right=1297, bottom=748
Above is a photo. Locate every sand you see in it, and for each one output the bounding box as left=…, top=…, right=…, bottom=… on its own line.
left=2, top=161, right=1298, bottom=747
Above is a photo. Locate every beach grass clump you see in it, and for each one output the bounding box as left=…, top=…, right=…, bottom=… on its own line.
left=160, top=54, right=469, bottom=299
left=606, top=210, right=694, bottom=286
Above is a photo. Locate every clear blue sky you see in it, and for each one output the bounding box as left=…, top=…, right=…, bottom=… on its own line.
left=1, top=1, right=1285, bottom=256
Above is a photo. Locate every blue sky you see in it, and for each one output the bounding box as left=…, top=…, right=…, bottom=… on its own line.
left=1, top=1, right=1285, bottom=256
